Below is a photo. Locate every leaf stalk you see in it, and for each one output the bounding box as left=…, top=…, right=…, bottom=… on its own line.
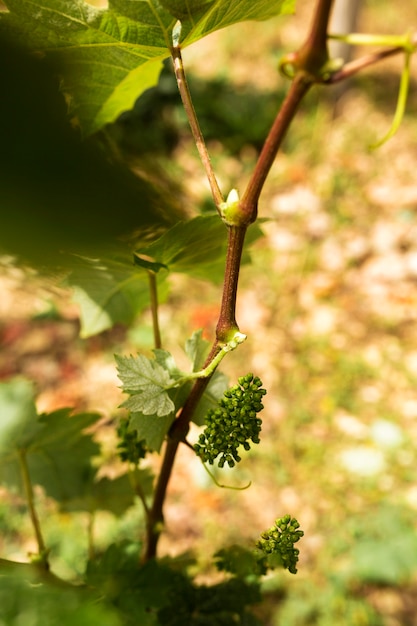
left=18, top=450, right=48, bottom=569
left=171, top=43, right=224, bottom=209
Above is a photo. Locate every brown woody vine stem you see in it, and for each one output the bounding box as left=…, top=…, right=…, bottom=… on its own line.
left=216, top=225, right=247, bottom=342
left=144, top=342, right=220, bottom=561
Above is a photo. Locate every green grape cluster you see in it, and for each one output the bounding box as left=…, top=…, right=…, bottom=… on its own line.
left=256, top=515, right=304, bottom=574
left=194, top=373, right=266, bottom=468
left=117, top=418, right=147, bottom=464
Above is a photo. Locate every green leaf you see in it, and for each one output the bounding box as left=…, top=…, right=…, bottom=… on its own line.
left=116, top=353, right=175, bottom=416
left=215, top=544, right=266, bottom=577
left=129, top=412, right=174, bottom=452
left=184, top=330, right=229, bottom=424
left=70, top=254, right=168, bottom=337
left=185, top=329, right=210, bottom=371
left=0, top=379, right=43, bottom=457
left=0, top=0, right=294, bottom=134
left=87, top=545, right=186, bottom=623
left=193, top=370, right=229, bottom=426
left=0, top=380, right=101, bottom=502
left=176, top=0, right=295, bottom=44
left=61, top=474, right=130, bottom=515
left=0, top=35, right=182, bottom=272
left=135, top=215, right=263, bottom=283
left=0, top=565, right=123, bottom=626
left=26, top=409, right=101, bottom=503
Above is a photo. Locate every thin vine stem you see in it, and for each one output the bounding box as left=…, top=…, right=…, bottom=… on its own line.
left=171, top=44, right=224, bottom=209
left=18, top=450, right=48, bottom=569
left=148, top=270, right=162, bottom=349
left=327, top=33, right=417, bottom=83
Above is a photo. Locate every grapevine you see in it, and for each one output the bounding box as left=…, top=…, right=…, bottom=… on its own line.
left=194, top=374, right=266, bottom=468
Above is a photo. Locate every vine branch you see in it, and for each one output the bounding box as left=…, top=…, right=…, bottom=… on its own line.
left=326, top=32, right=417, bottom=83
left=171, top=33, right=224, bottom=209
left=18, top=450, right=48, bottom=569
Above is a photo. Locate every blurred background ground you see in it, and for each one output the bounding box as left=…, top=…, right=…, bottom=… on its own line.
left=1, top=0, right=417, bottom=624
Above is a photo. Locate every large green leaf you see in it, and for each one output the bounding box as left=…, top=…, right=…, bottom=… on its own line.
left=0, top=380, right=101, bottom=503
left=134, top=215, right=263, bottom=283
left=70, top=254, right=169, bottom=337
left=0, top=0, right=294, bottom=134
left=0, top=567, right=123, bottom=626
left=0, top=34, right=184, bottom=270
left=61, top=470, right=153, bottom=515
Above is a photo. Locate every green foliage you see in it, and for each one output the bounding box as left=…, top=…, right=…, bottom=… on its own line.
left=0, top=35, right=182, bottom=273
left=84, top=542, right=263, bottom=625
left=0, top=0, right=294, bottom=135
left=71, top=255, right=169, bottom=338
left=0, top=566, right=122, bottom=626
left=256, top=515, right=304, bottom=574
left=116, top=353, right=176, bottom=417
left=117, top=419, right=148, bottom=464
left=194, top=374, right=266, bottom=467
left=0, top=379, right=100, bottom=503
left=115, top=331, right=229, bottom=450
left=215, top=544, right=268, bottom=578
left=134, top=215, right=264, bottom=284
left=341, top=505, right=417, bottom=586
left=2, top=0, right=415, bottom=623
left=156, top=574, right=263, bottom=626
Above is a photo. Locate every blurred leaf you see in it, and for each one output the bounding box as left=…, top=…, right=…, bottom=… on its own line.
left=70, top=255, right=169, bottom=337
left=0, top=380, right=100, bottom=503
left=0, top=0, right=294, bottom=134
left=185, top=330, right=210, bottom=371
left=215, top=544, right=266, bottom=577
left=346, top=505, right=417, bottom=585
left=86, top=543, right=184, bottom=622
left=61, top=467, right=153, bottom=515
left=62, top=474, right=132, bottom=516
left=0, top=379, right=43, bottom=456
left=135, top=216, right=263, bottom=283
left=0, top=564, right=122, bottom=626
left=0, top=35, right=183, bottom=271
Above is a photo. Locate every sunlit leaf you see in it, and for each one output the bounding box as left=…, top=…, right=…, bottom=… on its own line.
left=0, top=0, right=294, bottom=134
left=116, top=353, right=175, bottom=416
